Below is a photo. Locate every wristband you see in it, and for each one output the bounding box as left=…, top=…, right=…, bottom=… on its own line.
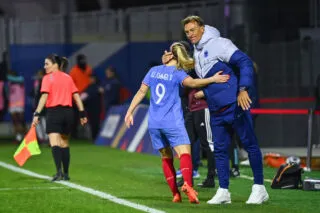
left=239, top=86, right=247, bottom=91
left=33, top=112, right=40, bottom=117
left=79, top=111, right=86, bottom=118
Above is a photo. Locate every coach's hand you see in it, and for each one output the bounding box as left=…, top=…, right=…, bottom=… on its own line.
left=237, top=90, right=252, bottom=111
left=32, top=116, right=39, bottom=126
left=80, top=117, right=88, bottom=126
left=162, top=50, right=173, bottom=64
left=125, top=113, right=134, bottom=128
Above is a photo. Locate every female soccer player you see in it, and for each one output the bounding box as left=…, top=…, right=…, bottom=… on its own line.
left=125, top=42, right=229, bottom=203
left=32, top=54, right=87, bottom=181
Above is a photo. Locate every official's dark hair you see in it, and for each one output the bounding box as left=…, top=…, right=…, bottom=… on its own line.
left=60, top=57, right=69, bottom=72
left=46, top=54, right=69, bottom=71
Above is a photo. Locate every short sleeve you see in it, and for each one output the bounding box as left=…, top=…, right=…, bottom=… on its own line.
left=142, top=69, right=152, bottom=86
left=70, top=78, right=79, bottom=93
left=176, top=71, right=189, bottom=86
left=40, top=75, right=51, bottom=93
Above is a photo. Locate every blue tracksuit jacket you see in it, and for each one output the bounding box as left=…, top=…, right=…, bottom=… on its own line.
left=194, top=25, right=255, bottom=112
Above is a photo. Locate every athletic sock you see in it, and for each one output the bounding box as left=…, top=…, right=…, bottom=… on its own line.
left=61, top=147, right=70, bottom=175
left=162, top=158, right=179, bottom=195
left=51, top=146, right=62, bottom=173
left=180, top=154, right=193, bottom=186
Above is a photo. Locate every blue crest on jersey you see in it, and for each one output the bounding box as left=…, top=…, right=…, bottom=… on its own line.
left=204, top=50, right=208, bottom=58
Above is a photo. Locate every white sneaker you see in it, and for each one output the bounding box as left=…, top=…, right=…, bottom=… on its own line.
left=240, top=159, right=250, bottom=166
left=207, top=188, right=231, bottom=204
left=246, top=184, right=269, bottom=204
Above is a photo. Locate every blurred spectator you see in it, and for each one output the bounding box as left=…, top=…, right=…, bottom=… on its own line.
left=31, top=69, right=45, bottom=109
left=7, top=70, right=26, bottom=143
left=69, top=54, right=92, bottom=138
left=102, top=66, right=121, bottom=113
left=31, top=69, right=48, bottom=144
left=80, top=75, right=103, bottom=140
left=0, top=51, right=8, bottom=121
left=0, top=51, right=8, bottom=76
left=70, top=54, right=93, bottom=93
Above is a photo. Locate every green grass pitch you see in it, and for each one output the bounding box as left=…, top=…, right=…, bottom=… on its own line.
left=0, top=140, right=319, bottom=213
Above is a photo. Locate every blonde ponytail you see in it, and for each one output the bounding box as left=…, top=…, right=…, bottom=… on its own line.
left=172, top=44, right=194, bottom=71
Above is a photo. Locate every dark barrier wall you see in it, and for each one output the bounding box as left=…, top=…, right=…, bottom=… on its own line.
left=255, top=102, right=317, bottom=147
left=9, top=42, right=171, bottom=121
left=8, top=43, right=319, bottom=148
left=93, top=42, right=172, bottom=92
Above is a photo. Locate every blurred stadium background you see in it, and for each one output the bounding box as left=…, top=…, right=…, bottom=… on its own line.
left=0, top=0, right=320, bottom=212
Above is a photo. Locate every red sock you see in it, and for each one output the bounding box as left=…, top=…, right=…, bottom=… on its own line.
left=180, top=153, right=193, bottom=186
left=162, top=158, right=178, bottom=196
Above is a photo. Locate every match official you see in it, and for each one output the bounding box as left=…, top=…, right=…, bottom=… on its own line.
left=32, top=54, right=87, bottom=181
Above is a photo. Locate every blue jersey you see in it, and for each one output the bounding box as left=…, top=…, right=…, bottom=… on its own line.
left=142, top=65, right=188, bottom=129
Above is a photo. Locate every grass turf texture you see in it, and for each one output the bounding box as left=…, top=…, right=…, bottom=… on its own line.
left=0, top=141, right=319, bottom=213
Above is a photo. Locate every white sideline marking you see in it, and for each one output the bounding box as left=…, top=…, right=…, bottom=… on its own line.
left=0, top=186, right=65, bottom=191
left=0, top=161, right=165, bottom=213
left=240, top=174, right=272, bottom=183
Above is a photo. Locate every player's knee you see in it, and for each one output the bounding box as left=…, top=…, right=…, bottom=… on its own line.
left=159, top=147, right=173, bottom=158
left=49, top=139, right=59, bottom=147
left=60, top=134, right=69, bottom=148
left=48, top=133, right=59, bottom=146
left=174, top=144, right=191, bottom=157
